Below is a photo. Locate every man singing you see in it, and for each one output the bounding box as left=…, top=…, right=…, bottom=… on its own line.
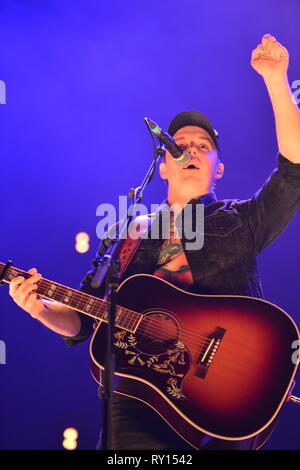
left=9, top=34, right=300, bottom=449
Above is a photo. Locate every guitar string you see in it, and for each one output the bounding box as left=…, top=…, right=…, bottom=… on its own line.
left=6, top=272, right=254, bottom=354
left=5, top=271, right=272, bottom=364
left=22, top=272, right=212, bottom=340
left=35, top=280, right=216, bottom=349
left=25, top=279, right=216, bottom=353
left=5, top=270, right=250, bottom=352
left=3, top=269, right=271, bottom=370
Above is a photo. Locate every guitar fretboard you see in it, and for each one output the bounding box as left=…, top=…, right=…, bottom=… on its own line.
left=0, top=262, right=141, bottom=332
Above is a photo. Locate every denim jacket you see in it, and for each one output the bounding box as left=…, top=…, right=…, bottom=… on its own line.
left=64, top=153, right=300, bottom=347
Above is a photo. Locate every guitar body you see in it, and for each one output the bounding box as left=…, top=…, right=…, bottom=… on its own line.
left=90, top=274, right=299, bottom=449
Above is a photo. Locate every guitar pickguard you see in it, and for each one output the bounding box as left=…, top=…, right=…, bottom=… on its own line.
left=113, top=322, right=189, bottom=400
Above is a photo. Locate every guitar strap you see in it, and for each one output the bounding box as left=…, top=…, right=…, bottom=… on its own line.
left=118, top=214, right=155, bottom=277
left=118, top=236, right=141, bottom=277
left=93, top=214, right=156, bottom=385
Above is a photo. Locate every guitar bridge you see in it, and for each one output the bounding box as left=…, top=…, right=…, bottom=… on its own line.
left=195, top=326, right=226, bottom=379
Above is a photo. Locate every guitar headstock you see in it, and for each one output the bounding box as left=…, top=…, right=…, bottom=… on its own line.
left=0, top=260, right=13, bottom=285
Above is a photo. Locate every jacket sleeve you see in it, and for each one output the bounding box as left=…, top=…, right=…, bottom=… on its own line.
left=234, top=153, right=300, bottom=255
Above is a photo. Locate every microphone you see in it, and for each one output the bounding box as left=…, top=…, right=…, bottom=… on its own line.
left=145, top=117, right=191, bottom=167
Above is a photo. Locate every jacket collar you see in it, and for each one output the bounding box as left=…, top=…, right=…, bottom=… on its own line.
left=155, top=191, right=218, bottom=215
left=190, top=191, right=217, bottom=207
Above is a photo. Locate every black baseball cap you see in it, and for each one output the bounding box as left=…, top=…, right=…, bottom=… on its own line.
left=167, top=111, right=219, bottom=150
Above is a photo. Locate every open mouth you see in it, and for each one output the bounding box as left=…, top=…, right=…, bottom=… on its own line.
left=183, top=163, right=199, bottom=170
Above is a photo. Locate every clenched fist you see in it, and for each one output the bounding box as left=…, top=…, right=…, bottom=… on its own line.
left=251, top=34, right=289, bottom=80
left=9, top=267, right=48, bottom=318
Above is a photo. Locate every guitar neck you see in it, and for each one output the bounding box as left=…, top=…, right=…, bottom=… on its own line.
left=0, top=261, right=140, bottom=332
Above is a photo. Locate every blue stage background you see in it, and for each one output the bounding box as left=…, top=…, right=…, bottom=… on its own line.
left=1, top=0, right=300, bottom=450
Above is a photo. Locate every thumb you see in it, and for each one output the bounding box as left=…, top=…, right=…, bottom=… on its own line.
left=251, top=45, right=261, bottom=61
left=27, top=267, right=38, bottom=275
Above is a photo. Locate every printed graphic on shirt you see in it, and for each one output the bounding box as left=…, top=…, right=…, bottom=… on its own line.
left=154, top=216, right=193, bottom=290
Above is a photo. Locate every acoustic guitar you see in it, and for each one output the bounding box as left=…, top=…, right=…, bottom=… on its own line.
left=1, top=261, right=299, bottom=449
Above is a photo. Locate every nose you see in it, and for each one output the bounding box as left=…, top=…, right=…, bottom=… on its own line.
left=187, top=144, right=199, bottom=156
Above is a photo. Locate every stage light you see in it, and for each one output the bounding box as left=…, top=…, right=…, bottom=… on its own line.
left=62, top=427, right=78, bottom=450
left=75, top=232, right=90, bottom=253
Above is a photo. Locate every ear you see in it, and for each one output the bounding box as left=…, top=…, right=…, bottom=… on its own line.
left=159, top=162, right=167, bottom=180
left=215, top=162, right=224, bottom=180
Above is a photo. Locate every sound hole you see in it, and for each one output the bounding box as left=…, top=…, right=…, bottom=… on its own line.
left=136, top=312, right=179, bottom=355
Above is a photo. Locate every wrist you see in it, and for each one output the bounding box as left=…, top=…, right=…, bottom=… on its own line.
left=30, top=299, right=51, bottom=319
left=263, top=73, right=289, bottom=88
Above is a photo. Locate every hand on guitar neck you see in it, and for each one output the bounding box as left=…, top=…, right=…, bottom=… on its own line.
left=9, top=267, right=81, bottom=337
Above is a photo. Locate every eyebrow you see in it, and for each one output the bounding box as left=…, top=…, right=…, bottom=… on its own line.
left=175, top=136, right=214, bottom=148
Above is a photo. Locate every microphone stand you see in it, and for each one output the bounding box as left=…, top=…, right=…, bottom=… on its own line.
left=91, top=144, right=165, bottom=450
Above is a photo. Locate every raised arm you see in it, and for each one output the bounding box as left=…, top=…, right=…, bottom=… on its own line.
left=251, top=33, right=300, bottom=163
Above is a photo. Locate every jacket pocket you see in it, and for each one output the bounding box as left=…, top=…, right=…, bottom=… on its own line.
left=204, top=213, right=243, bottom=237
